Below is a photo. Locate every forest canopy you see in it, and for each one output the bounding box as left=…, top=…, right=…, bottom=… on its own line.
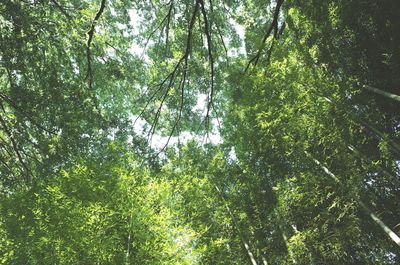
left=0, top=0, right=400, bottom=264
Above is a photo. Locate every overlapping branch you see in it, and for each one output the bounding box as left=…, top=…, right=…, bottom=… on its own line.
left=245, top=0, right=284, bottom=72
left=134, top=0, right=217, bottom=153
left=149, top=0, right=200, bottom=153
left=140, top=1, right=174, bottom=57
left=200, top=0, right=215, bottom=132
left=86, top=0, right=106, bottom=89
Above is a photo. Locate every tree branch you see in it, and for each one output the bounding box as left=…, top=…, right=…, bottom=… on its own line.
left=199, top=0, right=215, bottom=133
left=141, top=1, right=200, bottom=148
left=86, top=0, right=106, bottom=88
left=0, top=104, right=30, bottom=182
left=245, top=0, right=284, bottom=72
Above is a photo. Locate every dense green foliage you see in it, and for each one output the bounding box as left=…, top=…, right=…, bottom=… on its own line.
left=1, top=0, right=399, bottom=264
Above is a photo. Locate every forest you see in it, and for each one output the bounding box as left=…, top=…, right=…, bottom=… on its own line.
left=1, top=0, right=400, bottom=264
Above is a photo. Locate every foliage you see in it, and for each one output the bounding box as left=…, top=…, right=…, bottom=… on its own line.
left=1, top=0, right=399, bottom=264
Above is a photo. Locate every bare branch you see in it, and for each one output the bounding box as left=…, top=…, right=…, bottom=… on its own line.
left=139, top=1, right=175, bottom=58
left=245, top=0, right=284, bottom=72
left=199, top=0, right=215, bottom=133
left=141, top=14, right=169, bottom=58
left=215, top=22, right=229, bottom=64
left=165, top=1, right=174, bottom=47
left=140, top=1, right=200, bottom=148
left=155, top=73, right=186, bottom=156
left=86, top=0, right=106, bottom=88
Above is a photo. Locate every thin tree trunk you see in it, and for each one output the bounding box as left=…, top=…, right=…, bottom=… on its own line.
left=347, top=145, right=400, bottom=188
left=363, top=85, right=400, bottom=103
left=321, top=96, right=400, bottom=155
left=214, top=185, right=258, bottom=265
left=305, top=151, right=400, bottom=248
left=359, top=201, right=400, bottom=246
left=125, top=212, right=133, bottom=264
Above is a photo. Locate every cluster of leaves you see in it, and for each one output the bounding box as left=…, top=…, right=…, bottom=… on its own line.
left=1, top=0, right=399, bottom=264
left=0, top=142, right=199, bottom=264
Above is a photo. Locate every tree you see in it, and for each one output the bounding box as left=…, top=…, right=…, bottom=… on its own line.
left=1, top=0, right=399, bottom=264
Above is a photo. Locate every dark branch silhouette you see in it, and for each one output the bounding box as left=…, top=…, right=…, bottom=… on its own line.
left=200, top=0, right=215, bottom=133
left=140, top=1, right=200, bottom=152
left=86, top=0, right=106, bottom=89
left=245, top=0, right=284, bottom=72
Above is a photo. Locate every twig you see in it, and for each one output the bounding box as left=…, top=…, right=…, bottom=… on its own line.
left=244, top=0, right=284, bottom=72
left=86, top=0, right=107, bottom=88
left=165, top=1, right=174, bottom=47
left=0, top=104, right=30, bottom=182
left=143, top=1, right=200, bottom=149
left=199, top=0, right=215, bottom=133
left=50, top=0, right=72, bottom=19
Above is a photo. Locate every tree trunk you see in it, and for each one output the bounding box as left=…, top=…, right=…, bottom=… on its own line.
left=363, top=85, right=400, bottom=103
left=306, top=151, right=400, bottom=248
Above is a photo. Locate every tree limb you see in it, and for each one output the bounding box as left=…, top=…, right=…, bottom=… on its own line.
left=245, top=0, right=284, bottom=72
left=86, top=0, right=106, bottom=88
left=199, top=0, right=215, bottom=133
left=143, top=0, right=200, bottom=148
